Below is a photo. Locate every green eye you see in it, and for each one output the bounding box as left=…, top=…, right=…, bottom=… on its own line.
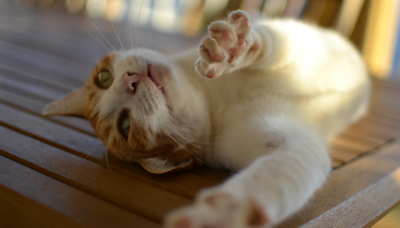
left=98, top=71, right=114, bottom=88
left=120, top=115, right=130, bottom=138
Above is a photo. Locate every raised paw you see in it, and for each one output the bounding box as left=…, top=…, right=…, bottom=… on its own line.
left=164, top=189, right=269, bottom=228
left=195, top=10, right=252, bottom=79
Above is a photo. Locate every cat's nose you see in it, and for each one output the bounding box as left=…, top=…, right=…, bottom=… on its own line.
left=122, top=72, right=141, bottom=92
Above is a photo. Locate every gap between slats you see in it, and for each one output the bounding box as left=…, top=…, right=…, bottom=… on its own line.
left=0, top=126, right=191, bottom=223
left=0, top=100, right=225, bottom=200
left=0, top=155, right=159, bottom=228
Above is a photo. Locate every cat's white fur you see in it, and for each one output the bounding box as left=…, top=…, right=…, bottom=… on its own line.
left=43, top=10, right=370, bottom=228
left=162, top=12, right=369, bottom=227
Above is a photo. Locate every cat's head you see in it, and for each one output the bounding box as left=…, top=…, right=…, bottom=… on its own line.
left=43, top=49, right=210, bottom=174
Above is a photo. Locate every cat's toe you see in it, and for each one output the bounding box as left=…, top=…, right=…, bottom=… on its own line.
left=228, top=10, right=251, bottom=40
left=195, top=10, right=253, bottom=79
left=195, top=58, right=221, bottom=79
left=199, top=37, right=225, bottom=63
left=208, top=21, right=236, bottom=50
left=197, top=189, right=270, bottom=228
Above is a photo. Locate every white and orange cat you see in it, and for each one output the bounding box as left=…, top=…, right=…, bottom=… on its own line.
left=43, top=11, right=370, bottom=228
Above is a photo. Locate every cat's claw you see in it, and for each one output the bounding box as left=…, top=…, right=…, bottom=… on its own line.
left=195, top=10, right=252, bottom=79
left=164, top=189, right=269, bottom=228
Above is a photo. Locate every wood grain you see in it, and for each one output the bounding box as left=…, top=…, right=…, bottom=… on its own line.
left=1, top=0, right=400, bottom=227
left=0, top=101, right=223, bottom=199
left=0, top=155, right=159, bottom=228
left=277, top=141, right=400, bottom=228
left=0, top=125, right=191, bottom=223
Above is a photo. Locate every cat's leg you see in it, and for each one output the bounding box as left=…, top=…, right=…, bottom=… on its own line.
left=196, top=10, right=263, bottom=79
left=164, top=116, right=331, bottom=228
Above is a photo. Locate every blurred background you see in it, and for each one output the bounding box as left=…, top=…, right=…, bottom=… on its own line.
left=9, top=0, right=400, bottom=80
left=3, top=0, right=400, bottom=227
left=14, top=0, right=400, bottom=80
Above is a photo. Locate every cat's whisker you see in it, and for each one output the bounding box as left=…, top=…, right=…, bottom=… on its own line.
left=83, top=11, right=116, bottom=52
left=39, top=82, right=64, bottom=95
left=135, top=0, right=146, bottom=49
left=146, top=25, right=166, bottom=50
left=144, top=16, right=168, bottom=49
left=160, top=115, right=219, bottom=148
left=144, top=22, right=155, bottom=50
left=127, top=0, right=134, bottom=50
left=71, top=139, right=106, bottom=171
left=106, top=5, right=126, bottom=52
left=88, top=31, right=113, bottom=53
left=158, top=115, right=217, bottom=169
left=158, top=121, right=215, bottom=170
left=105, top=140, right=114, bottom=174
left=82, top=138, right=107, bottom=161
left=166, top=113, right=219, bottom=137
left=56, top=73, right=80, bottom=90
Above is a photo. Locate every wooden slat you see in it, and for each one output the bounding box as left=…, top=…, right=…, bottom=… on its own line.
left=329, top=149, right=358, bottom=163
left=0, top=40, right=90, bottom=82
left=0, top=88, right=95, bottom=136
left=0, top=101, right=224, bottom=199
left=0, top=184, right=82, bottom=228
left=0, top=155, right=159, bottom=228
left=0, top=125, right=191, bottom=222
left=2, top=0, right=400, bottom=227
left=332, top=133, right=381, bottom=154
left=277, top=141, right=400, bottom=228
left=365, top=113, right=400, bottom=129
left=0, top=53, right=84, bottom=89
left=344, top=122, right=399, bottom=143
left=330, top=158, right=343, bottom=168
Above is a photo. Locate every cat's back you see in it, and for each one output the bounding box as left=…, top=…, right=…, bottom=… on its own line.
left=250, top=18, right=369, bottom=98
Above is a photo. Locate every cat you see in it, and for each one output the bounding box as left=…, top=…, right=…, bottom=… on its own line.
left=42, top=10, right=370, bottom=228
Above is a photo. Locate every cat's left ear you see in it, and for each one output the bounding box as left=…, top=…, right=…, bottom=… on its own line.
left=42, top=89, right=88, bottom=117
left=139, top=157, right=194, bottom=174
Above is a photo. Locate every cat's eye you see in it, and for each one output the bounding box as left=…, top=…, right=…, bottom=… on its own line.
left=97, top=71, right=114, bottom=88
left=119, top=115, right=130, bottom=138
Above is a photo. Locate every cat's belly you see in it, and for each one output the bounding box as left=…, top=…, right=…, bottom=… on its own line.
left=209, top=82, right=369, bottom=143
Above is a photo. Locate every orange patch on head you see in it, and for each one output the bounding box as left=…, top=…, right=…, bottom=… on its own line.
left=63, top=52, right=197, bottom=173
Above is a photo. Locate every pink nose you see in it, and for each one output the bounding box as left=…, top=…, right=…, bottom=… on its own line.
left=123, top=72, right=142, bottom=92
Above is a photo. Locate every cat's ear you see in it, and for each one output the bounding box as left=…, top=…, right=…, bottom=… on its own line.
left=42, top=89, right=88, bottom=117
left=139, top=157, right=193, bottom=174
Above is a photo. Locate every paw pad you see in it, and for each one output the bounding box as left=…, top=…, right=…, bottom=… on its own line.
left=195, top=10, right=252, bottom=79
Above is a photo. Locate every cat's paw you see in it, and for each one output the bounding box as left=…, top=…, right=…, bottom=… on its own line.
left=164, top=189, right=269, bottom=228
left=195, top=10, right=252, bottom=79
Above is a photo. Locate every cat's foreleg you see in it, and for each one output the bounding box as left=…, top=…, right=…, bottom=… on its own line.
left=195, top=10, right=265, bottom=79
left=164, top=117, right=331, bottom=228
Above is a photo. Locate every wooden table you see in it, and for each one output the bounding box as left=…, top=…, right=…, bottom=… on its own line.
left=1, top=1, right=400, bottom=227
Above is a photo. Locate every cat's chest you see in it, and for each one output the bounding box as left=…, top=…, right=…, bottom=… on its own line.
left=201, top=71, right=281, bottom=108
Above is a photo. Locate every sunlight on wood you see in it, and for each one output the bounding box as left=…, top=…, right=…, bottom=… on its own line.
left=283, top=0, right=307, bottom=18
left=181, top=0, right=204, bottom=36
left=362, top=0, right=400, bottom=79
left=241, top=0, right=263, bottom=14
left=262, top=0, right=287, bottom=17
left=151, top=0, right=179, bottom=32
left=104, top=0, right=126, bottom=22
left=66, top=0, right=85, bottom=14
left=85, top=0, right=108, bottom=18
left=334, top=0, right=365, bottom=37
left=372, top=205, right=400, bottom=228
left=129, top=0, right=152, bottom=26
left=38, top=0, right=53, bottom=7
left=204, top=0, right=229, bottom=18
left=371, top=169, right=400, bottom=228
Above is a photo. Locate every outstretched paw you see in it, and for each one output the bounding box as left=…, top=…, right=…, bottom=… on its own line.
left=164, top=189, right=269, bottom=228
left=195, top=10, right=252, bottom=79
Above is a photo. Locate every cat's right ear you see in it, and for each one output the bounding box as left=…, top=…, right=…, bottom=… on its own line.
left=42, top=89, right=87, bottom=117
